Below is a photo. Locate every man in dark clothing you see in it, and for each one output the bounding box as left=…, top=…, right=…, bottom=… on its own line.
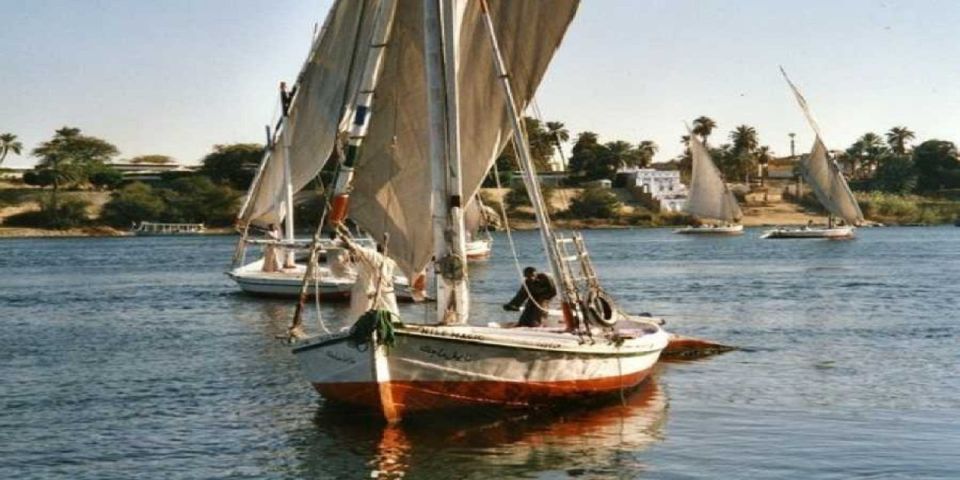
left=503, top=267, right=557, bottom=327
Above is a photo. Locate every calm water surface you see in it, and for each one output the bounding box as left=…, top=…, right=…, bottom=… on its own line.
left=1, top=227, right=958, bottom=479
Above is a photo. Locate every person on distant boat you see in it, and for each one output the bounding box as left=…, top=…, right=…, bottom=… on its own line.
left=339, top=234, right=399, bottom=322
left=503, top=266, right=557, bottom=328
left=262, top=224, right=283, bottom=273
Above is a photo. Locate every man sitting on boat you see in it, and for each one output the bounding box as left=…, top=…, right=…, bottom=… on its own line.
left=338, top=233, right=399, bottom=322
left=503, top=267, right=557, bottom=328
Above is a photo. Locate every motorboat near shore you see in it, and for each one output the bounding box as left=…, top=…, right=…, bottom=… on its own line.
left=760, top=225, right=855, bottom=239
left=675, top=224, right=744, bottom=235
left=131, top=221, right=205, bottom=236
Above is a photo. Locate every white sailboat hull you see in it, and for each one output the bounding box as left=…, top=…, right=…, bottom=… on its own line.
left=674, top=224, right=744, bottom=235
left=228, top=259, right=413, bottom=301
left=760, top=226, right=855, bottom=239
left=465, top=238, right=493, bottom=260
left=292, top=323, right=669, bottom=421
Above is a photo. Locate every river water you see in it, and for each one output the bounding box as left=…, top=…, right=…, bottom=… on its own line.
left=1, top=227, right=958, bottom=479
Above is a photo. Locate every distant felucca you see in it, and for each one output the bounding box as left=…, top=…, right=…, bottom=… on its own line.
left=675, top=130, right=744, bottom=235
left=762, top=68, right=864, bottom=239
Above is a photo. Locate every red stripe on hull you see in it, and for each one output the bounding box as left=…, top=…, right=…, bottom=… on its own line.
left=313, top=367, right=653, bottom=418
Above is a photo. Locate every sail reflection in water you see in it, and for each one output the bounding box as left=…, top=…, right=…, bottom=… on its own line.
left=303, top=377, right=667, bottom=479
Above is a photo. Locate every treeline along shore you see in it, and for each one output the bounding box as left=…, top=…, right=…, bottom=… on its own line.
left=2, top=118, right=960, bottom=237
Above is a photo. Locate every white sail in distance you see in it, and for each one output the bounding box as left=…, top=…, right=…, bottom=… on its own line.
left=686, top=133, right=742, bottom=223
left=781, top=67, right=864, bottom=225
left=349, top=0, right=579, bottom=277
left=237, top=0, right=378, bottom=229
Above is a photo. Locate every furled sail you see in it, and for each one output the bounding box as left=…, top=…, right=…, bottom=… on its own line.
left=237, top=0, right=377, bottom=229
left=686, top=134, right=742, bottom=223
left=349, top=0, right=579, bottom=276
left=781, top=67, right=864, bottom=225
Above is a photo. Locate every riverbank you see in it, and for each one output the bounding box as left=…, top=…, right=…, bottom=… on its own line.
left=2, top=186, right=957, bottom=237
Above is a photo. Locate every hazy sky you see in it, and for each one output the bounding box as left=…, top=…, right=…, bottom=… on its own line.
left=3, top=0, right=960, bottom=168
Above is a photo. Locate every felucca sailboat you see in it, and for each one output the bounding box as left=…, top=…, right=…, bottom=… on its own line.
left=675, top=130, right=744, bottom=235
left=762, top=68, right=864, bottom=239
left=286, top=0, right=668, bottom=422
left=227, top=6, right=413, bottom=300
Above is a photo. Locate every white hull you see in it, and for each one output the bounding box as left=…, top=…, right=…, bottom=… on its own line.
left=674, top=224, right=744, bottom=235
left=292, top=322, right=669, bottom=421
left=465, top=238, right=493, bottom=260
left=228, top=259, right=412, bottom=301
left=760, top=226, right=855, bottom=239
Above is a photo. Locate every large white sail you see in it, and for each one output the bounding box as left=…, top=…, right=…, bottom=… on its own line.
left=781, top=68, right=864, bottom=225
left=237, top=0, right=377, bottom=229
left=349, top=0, right=579, bottom=277
left=802, top=137, right=865, bottom=224
left=686, top=134, right=742, bottom=223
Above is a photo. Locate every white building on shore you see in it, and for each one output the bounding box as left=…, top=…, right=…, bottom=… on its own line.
left=618, top=167, right=688, bottom=213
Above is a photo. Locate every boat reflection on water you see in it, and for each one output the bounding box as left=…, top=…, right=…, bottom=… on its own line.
left=303, top=376, right=668, bottom=479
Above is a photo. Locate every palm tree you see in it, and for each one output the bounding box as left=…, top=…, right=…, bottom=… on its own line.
left=729, top=125, right=759, bottom=154
left=545, top=121, right=570, bottom=170
left=636, top=140, right=658, bottom=167
left=692, top=116, right=717, bottom=143
left=885, top=126, right=915, bottom=155
left=847, top=132, right=888, bottom=176
left=756, top=145, right=773, bottom=186
left=0, top=133, right=23, bottom=167
left=605, top=140, right=635, bottom=169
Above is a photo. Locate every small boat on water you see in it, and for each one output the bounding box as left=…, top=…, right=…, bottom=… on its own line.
left=675, top=126, right=743, bottom=235
left=282, top=0, right=669, bottom=422
left=761, top=68, right=864, bottom=240
left=131, top=221, right=205, bottom=236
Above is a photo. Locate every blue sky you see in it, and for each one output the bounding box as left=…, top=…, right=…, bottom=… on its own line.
left=2, top=0, right=959, bottom=168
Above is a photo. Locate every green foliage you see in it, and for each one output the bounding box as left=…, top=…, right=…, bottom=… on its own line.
left=100, top=177, right=241, bottom=227
left=913, top=139, right=960, bottom=193
left=162, top=176, right=241, bottom=225
left=871, top=155, right=917, bottom=194
left=568, top=187, right=622, bottom=219
left=692, top=116, right=717, bottom=142
left=31, top=127, right=120, bottom=189
left=4, top=195, right=90, bottom=229
left=885, top=126, right=915, bottom=155
left=100, top=182, right=167, bottom=226
left=856, top=191, right=960, bottom=225
left=200, top=143, right=263, bottom=190
left=0, top=133, right=23, bottom=166
left=845, top=132, right=889, bottom=178
left=23, top=169, right=56, bottom=188
left=505, top=183, right=554, bottom=213
left=88, top=165, right=124, bottom=190
left=567, top=132, right=655, bottom=182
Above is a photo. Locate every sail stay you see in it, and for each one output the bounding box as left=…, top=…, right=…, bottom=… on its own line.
left=686, top=133, right=742, bottom=223
left=781, top=68, right=864, bottom=225
left=237, top=0, right=377, bottom=229
left=349, top=0, right=579, bottom=277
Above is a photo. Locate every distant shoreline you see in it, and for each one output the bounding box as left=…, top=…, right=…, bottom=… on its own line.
left=0, top=226, right=236, bottom=239
left=1, top=219, right=943, bottom=239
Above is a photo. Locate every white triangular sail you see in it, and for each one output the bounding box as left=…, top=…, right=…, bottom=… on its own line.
left=781, top=68, right=864, bottom=225
left=348, top=0, right=579, bottom=277
left=237, top=0, right=377, bottom=229
left=802, top=137, right=865, bottom=224
left=686, top=133, right=742, bottom=223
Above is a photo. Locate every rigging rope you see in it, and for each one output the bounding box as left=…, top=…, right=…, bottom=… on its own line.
left=492, top=162, right=549, bottom=314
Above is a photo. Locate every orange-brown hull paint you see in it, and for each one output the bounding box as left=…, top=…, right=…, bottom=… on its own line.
left=313, top=367, right=654, bottom=417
